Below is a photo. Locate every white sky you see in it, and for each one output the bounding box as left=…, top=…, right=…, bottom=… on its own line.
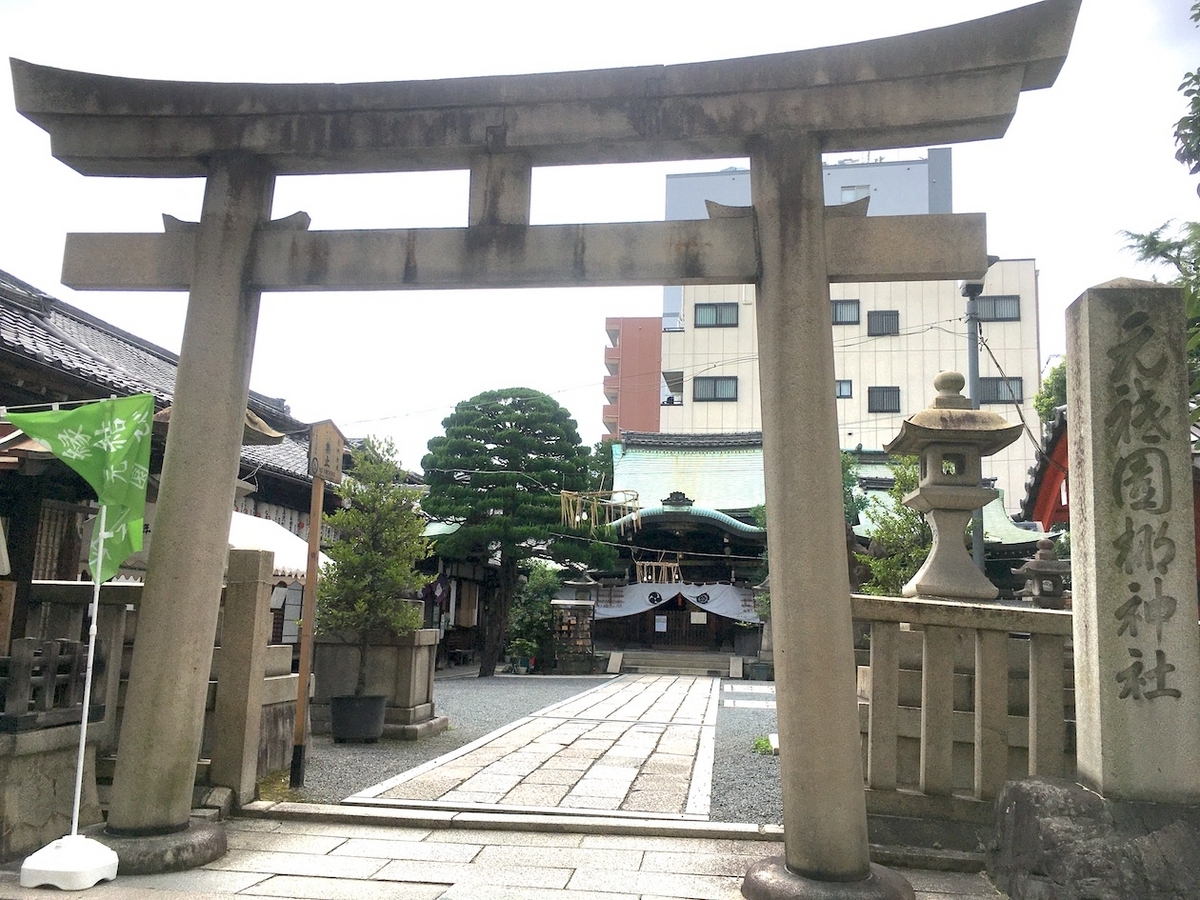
left=1, top=0, right=1197, bottom=471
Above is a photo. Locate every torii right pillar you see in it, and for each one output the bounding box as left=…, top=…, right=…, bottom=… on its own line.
left=744, top=133, right=913, bottom=900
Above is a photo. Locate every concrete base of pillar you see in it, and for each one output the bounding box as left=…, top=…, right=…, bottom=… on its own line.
left=742, top=858, right=915, bottom=899
left=387, top=714, right=449, bottom=741
left=82, top=819, right=226, bottom=875
left=988, top=777, right=1200, bottom=900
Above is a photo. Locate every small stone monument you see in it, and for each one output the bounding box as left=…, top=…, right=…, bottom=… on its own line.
left=884, top=371, right=1022, bottom=600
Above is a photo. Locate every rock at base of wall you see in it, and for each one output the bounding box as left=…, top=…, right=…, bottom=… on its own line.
left=988, top=776, right=1200, bottom=900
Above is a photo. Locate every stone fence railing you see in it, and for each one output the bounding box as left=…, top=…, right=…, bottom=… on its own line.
left=850, top=594, right=1074, bottom=824
left=0, top=551, right=296, bottom=859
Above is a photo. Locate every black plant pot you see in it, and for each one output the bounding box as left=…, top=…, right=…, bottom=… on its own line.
left=329, top=694, right=387, bottom=743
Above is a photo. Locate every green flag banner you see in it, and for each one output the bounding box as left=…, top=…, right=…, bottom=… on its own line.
left=10, top=394, right=154, bottom=584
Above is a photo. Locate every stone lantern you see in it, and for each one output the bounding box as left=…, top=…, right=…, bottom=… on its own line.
left=1013, top=538, right=1071, bottom=609
left=883, top=371, right=1023, bottom=600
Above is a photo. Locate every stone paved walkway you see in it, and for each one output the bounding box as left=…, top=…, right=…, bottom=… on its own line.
left=0, top=673, right=1010, bottom=898
left=350, top=675, right=720, bottom=818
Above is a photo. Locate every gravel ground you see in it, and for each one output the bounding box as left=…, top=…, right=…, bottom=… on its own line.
left=710, top=681, right=782, bottom=825
left=292, top=673, right=784, bottom=825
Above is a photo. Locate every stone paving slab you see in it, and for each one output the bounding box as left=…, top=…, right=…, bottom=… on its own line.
left=239, top=874, right=447, bottom=898
left=351, top=675, right=721, bottom=819
left=0, top=815, right=1008, bottom=899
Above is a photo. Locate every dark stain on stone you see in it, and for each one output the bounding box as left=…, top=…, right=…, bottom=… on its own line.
left=404, top=231, right=418, bottom=283
left=677, top=233, right=703, bottom=280
left=573, top=226, right=587, bottom=279
left=296, top=232, right=328, bottom=287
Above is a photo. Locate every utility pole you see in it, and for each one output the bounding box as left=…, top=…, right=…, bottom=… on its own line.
left=960, top=256, right=999, bottom=571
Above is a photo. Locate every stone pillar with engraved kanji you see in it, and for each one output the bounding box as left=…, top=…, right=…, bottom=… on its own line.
left=1066, top=278, right=1200, bottom=802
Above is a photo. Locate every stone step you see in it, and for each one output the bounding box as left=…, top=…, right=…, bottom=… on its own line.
left=622, top=665, right=724, bottom=677
left=624, top=657, right=734, bottom=672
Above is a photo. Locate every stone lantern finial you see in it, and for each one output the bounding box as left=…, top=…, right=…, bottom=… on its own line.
left=883, top=371, right=1023, bottom=601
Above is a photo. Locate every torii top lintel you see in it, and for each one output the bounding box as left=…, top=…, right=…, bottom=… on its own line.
left=11, top=0, right=1078, bottom=177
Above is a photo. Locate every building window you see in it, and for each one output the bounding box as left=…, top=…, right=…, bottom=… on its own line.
left=832, top=299, right=860, bottom=325
left=979, top=377, right=1024, bottom=404
left=978, top=295, right=1021, bottom=321
left=867, top=310, right=900, bottom=336
left=662, top=371, right=684, bottom=406
left=835, top=379, right=853, bottom=399
left=694, top=376, right=738, bottom=402
left=841, top=185, right=870, bottom=203
left=694, top=302, right=738, bottom=328
left=868, top=386, right=901, bottom=413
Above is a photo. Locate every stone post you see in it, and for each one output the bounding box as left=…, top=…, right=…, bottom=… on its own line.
left=209, top=550, right=275, bottom=806
left=94, top=591, right=128, bottom=755
left=1066, top=278, right=1200, bottom=802
left=107, top=152, right=275, bottom=836
left=743, top=133, right=911, bottom=899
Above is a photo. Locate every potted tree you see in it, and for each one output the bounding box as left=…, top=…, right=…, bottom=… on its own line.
left=506, top=638, right=538, bottom=674
left=317, top=436, right=429, bottom=742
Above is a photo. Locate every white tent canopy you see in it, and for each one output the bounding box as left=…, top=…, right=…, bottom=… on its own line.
left=83, top=505, right=330, bottom=580
left=226, top=510, right=331, bottom=578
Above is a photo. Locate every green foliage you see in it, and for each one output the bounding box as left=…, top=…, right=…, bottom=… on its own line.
left=506, top=637, right=539, bottom=660
left=752, top=736, right=774, bottom=756
left=421, top=388, right=591, bottom=564
left=1122, top=222, right=1200, bottom=427
left=588, top=440, right=615, bottom=492
left=421, top=388, right=602, bottom=675
left=747, top=453, right=865, bottom=619
left=1033, top=359, right=1067, bottom=423
left=1054, top=530, right=1071, bottom=563
left=1174, top=4, right=1200, bottom=181
left=317, top=436, right=430, bottom=696
left=748, top=504, right=770, bottom=620
left=842, top=451, right=869, bottom=525
left=1122, top=222, right=1200, bottom=310
left=857, top=456, right=932, bottom=597
left=507, top=562, right=561, bottom=666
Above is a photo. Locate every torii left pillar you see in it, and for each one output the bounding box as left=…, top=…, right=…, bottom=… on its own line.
left=104, top=153, right=274, bottom=856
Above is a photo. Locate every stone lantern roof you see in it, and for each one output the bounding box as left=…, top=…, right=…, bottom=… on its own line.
left=884, top=371, right=1023, bottom=457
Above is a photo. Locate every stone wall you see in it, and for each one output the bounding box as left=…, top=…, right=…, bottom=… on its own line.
left=0, top=725, right=102, bottom=860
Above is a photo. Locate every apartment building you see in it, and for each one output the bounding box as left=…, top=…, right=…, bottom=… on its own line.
left=603, top=151, right=1043, bottom=512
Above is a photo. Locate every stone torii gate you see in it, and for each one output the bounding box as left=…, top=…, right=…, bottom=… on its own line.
left=12, top=1, right=1078, bottom=894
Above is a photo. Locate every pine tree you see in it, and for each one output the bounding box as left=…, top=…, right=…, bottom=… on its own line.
left=421, top=388, right=605, bottom=677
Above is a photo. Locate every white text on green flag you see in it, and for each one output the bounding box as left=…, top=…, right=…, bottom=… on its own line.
left=9, top=394, right=154, bottom=584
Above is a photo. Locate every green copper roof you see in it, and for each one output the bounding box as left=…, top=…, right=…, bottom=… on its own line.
left=610, top=505, right=765, bottom=535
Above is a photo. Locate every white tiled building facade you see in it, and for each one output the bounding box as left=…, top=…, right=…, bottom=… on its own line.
left=652, top=153, right=1042, bottom=513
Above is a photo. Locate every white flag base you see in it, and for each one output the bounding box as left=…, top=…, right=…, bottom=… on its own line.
left=20, top=834, right=118, bottom=890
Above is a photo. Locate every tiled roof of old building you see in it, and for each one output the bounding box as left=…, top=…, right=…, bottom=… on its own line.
left=0, top=268, right=311, bottom=482
left=619, top=431, right=763, bottom=450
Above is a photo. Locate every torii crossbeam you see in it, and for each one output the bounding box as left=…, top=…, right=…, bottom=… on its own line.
left=11, top=2, right=1079, bottom=895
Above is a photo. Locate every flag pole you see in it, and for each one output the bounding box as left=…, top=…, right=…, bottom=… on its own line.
left=69, top=506, right=106, bottom=836
left=20, top=503, right=119, bottom=890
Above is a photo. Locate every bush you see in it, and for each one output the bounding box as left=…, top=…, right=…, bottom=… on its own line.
left=857, top=456, right=932, bottom=596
